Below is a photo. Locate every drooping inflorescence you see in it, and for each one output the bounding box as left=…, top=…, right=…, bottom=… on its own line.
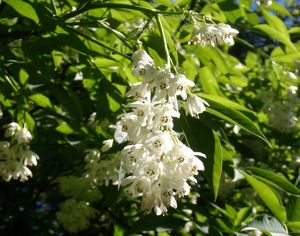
left=0, top=122, right=39, bottom=182
left=113, top=50, right=208, bottom=215
left=189, top=23, right=239, bottom=47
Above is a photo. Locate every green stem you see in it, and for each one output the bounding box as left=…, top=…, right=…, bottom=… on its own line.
left=156, top=14, right=170, bottom=71
left=65, top=26, right=131, bottom=60
left=51, top=0, right=58, bottom=15
left=235, top=37, right=271, bottom=60
left=63, top=2, right=181, bottom=20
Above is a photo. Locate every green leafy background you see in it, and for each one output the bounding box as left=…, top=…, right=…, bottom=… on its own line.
left=0, top=0, right=299, bottom=235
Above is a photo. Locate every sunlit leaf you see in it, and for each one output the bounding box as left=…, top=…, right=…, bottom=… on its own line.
left=243, top=173, right=287, bottom=223
left=244, top=167, right=300, bottom=196
left=3, top=0, right=39, bottom=23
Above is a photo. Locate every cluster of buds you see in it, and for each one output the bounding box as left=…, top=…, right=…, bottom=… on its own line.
left=56, top=199, right=97, bottom=233
left=0, top=122, right=39, bottom=182
left=113, top=50, right=208, bottom=215
left=83, top=139, right=120, bottom=186
left=261, top=86, right=299, bottom=133
left=189, top=23, right=239, bottom=47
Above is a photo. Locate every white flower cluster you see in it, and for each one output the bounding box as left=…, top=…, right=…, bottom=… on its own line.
left=189, top=23, right=239, bottom=47
left=256, top=0, right=272, bottom=6
left=114, top=50, right=208, bottom=215
left=0, top=122, right=39, bottom=182
left=83, top=140, right=120, bottom=186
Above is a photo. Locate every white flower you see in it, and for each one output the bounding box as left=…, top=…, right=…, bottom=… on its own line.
left=120, top=144, right=147, bottom=173
left=122, top=176, right=151, bottom=197
left=111, top=50, right=209, bottom=215
left=132, top=50, right=154, bottom=67
left=4, top=122, right=20, bottom=138
left=127, top=100, right=154, bottom=127
left=144, top=131, right=174, bottom=157
left=256, top=0, right=272, bottom=6
left=14, top=127, right=32, bottom=144
left=132, top=64, right=157, bottom=82
left=152, top=103, right=180, bottom=131
left=150, top=71, right=172, bottom=101
left=190, top=23, right=239, bottom=47
left=185, top=94, right=209, bottom=117
left=23, top=150, right=39, bottom=166
left=17, top=165, right=33, bottom=182
left=126, top=82, right=151, bottom=101
left=141, top=191, right=157, bottom=214
left=168, top=74, right=195, bottom=100
left=217, top=23, right=239, bottom=46
left=159, top=176, right=177, bottom=209
left=101, top=139, right=114, bottom=152
left=134, top=157, right=162, bottom=180
left=114, top=113, right=139, bottom=143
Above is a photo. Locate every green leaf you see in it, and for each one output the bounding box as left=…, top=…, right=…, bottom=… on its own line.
left=244, top=167, right=300, bottom=196
left=243, top=173, right=287, bottom=223
left=199, top=67, right=222, bottom=96
left=234, top=207, right=251, bottom=228
left=254, top=24, right=296, bottom=51
left=287, top=221, right=300, bottom=231
left=243, top=215, right=288, bottom=235
left=199, top=93, right=255, bottom=117
left=56, top=123, right=74, bottom=134
left=211, top=131, right=223, bottom=200
left=3, top=0, right=39, bottom=23
left=287, top=196, right=300, bottom=221
left=203, top=106, right=269, bottom=146
left=29, top=93, right=52, bottom=108
left=179, top=115, right=223, bottom=200
left=271, top=45, right=300, bottom=63
left=266, top=2, right=291, bottom=16
left=19, top=68, right=29, bottom=85
left=25, top=112, right=35, bottom=133
left=261, top=9, right=288, bottom=34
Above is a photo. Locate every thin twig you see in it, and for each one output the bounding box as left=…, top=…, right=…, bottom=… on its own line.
left=50, top=0, right=58, bottom=15
left=156, top=14, right=170, bottom=71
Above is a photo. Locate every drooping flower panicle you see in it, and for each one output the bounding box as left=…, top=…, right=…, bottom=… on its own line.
left=190, top=23, right=239, bottom=47
left=113, top=50, right=208, bottom=215
left=0, top=122, right=39, bottom=182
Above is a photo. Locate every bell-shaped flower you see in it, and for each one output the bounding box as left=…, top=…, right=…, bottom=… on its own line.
left=14, top=127, right=32, bottom=144
left=127, top=100, right=154, bottom=127
left=218, top=23, right=239, bottom=46
left=132, top=50, right=154, bottom=67
left=185, top=94, right=209, bottom=117
left=126, top=82, right=151, bottom=101
left=114, top=113, right=140, bottom=143
left=150, top=70, right=172, bottom=101
left=122, top=176, right=152, bottom=197
left=23, top=150, right=39, bottom=166
left=121, top=144, right=147, bottom=173
left=144, top=131, right=174, bottom=157
left=152, top=103, right=180, bottom=131
left=168, top=74, right=195, bottom=100
left=132, top=64, right=157, bottom=82
left=4, top=122, right=20, bottom=138
left=101, top=139, right=114, bottom=152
